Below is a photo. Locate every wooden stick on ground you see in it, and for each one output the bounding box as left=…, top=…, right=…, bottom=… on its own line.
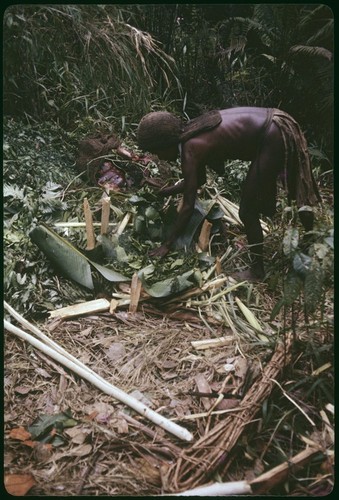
left=249, top=446, right=322, bottom=494
left=198, top=220, right=212, bottom=252
left=49, top=298, right=111, bottom=319
left=171, top=446, right=322, bottom=496
left=115, top=212, right=131, bottom=236
left=191, top=336, right=234, bottom=350
left=83, top=198, right=96, bottom=250
left=101, top=195, right=111, bottom=235
left=129, top=273, right=142, bottom=314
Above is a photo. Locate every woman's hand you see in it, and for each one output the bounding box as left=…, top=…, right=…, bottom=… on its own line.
left=159, top=180, right=185, bottom=197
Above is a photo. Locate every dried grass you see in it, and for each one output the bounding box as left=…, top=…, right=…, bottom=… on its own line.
left=4, top=295, right=333, bottom=496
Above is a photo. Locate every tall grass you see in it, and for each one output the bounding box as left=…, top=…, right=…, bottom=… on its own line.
left=3, top=5, right=180, bottom=130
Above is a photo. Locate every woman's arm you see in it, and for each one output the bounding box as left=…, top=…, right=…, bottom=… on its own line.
left=150, top=160, right=200, bottom=257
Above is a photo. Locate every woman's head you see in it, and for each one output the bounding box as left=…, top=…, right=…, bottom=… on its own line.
left=137, top=111, right=182, bottom=157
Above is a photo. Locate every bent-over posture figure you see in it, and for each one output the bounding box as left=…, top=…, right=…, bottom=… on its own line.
left=137, top=107, right=321, bottom=281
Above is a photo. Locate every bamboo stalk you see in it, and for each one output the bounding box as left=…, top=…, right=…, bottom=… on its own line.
left=49, top=299, right=111, bottom=319
left=172, top=480, right=252, bottom=496
left=4, top=319, right=193, bottom=442
left=129, top=273, right=142, bottom=314
left=115, top=212, right=131, bottom=236
left=249, top=447, right=321, bottom=494
left=191, top=336, right=234, bottom=350
left=83, top=198, right=96, bottom=250
left=101, top=195, right=111, bottom=235
left=54, top=222, right=117, bottom=228
left=4, top=302, right=193, bottom=442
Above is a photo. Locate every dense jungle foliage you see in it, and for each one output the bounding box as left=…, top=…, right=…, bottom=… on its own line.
left=3, top=3, right=333, bottom=161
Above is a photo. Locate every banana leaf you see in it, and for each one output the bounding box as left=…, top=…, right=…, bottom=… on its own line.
left=138, top=268, right=201, bottom=298
left=174, top=199, right=217, bottom=250
left=30, top=224, right=128, bottom=290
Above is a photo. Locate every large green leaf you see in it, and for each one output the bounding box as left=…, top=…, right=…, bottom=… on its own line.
left=90, top=261, right=129, bottom=283
left=283, top=227, right=299, bottom=257
left=138, top=269, right=200, bottom=298
left=174, top=199, right=216, bottom=250
left=30, top=224, right=129, bottom=289
left=30, top=225, right=94, bottom=289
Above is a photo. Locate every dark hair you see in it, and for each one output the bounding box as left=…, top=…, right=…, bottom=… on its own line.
left=137, top=111, right=182, bottom=152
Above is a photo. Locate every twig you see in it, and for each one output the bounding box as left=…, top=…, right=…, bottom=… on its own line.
left=270, top=378, right=316, bottom=427
left=119, top=412, right=182, bottom=455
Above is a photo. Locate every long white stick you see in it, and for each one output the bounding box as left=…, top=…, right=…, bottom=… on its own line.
left=172, top=480, right=252, bottom=496
left=4, top=301, right=100, bottom=378
left=4, top=318, right=193, bottom=442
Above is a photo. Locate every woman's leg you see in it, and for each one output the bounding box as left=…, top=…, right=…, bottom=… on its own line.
left=238, top=123, right=284, bottom=280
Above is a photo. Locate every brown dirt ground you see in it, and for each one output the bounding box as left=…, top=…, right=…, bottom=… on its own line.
left=4, top=301, right=334, bottom=496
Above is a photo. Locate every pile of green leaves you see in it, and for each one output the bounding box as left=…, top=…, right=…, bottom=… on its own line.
left=3, top=118, right=212, bottom=316
left=3, top=118, right=92, bottom=316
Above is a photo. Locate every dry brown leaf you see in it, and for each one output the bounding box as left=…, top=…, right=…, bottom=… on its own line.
left=134, top=458, right=161, bottom=486
left=234, top=356, right=248, bottom=382
left=14, top=385, right=31, bottom=395
left=51, top=443, right=92, bottom=461
left=58, top=374, right=68, bottom=393
left=157, top=359, right=177, bottom=370
left=80, top=326, right=94, bottom=337
left=65, top=426, right=91, bottom=444
left=4, top=473, right=36, bottom=496
left=85, top=402, right=115, bottom=424
left=22, top=440, right=39, bottom=449
left=215, top=398, right=239, bottom=410
left=106, top=342, right=126, bottom=363
left=35, top=367, right=52, bottom=378
left=32, top=442, right=53, bottom=462
left=194, top=373, right=213, bottom=411
left=9, top=426, right=32, bottom=441
left=117, top=417, right=129, bottom=434
left=85, top=410, right=99, bottom=421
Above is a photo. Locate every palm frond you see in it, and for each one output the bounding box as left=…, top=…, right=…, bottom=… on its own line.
left=290, top=45, right=332, bottom=61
